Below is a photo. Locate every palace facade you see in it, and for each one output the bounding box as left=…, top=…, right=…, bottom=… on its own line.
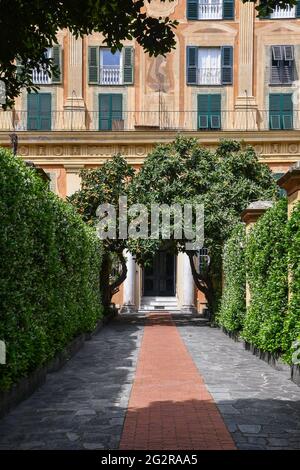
left=1, top=0, right=300, bottom=312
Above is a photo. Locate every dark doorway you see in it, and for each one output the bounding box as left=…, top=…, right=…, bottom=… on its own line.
left=143, top=251, right=176, bottom=296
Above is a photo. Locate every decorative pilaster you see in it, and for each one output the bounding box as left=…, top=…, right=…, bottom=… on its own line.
left=241, top=201, right=274, bottom=307
left=121, top=251, right=137, bottom=313
left=181, top=254, right=197, bottom=314
left=235, top=2, right=257, bottom=129
left=65, top=33, right=85, bottom=110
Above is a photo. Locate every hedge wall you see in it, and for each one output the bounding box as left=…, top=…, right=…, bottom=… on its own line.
left=282, top=202, right=300, bottom=363
left=0, top=149, right=103, bottom=391
left=217, top=223, right=246, bottom=333
left=241, top=198, right=288, bottom=354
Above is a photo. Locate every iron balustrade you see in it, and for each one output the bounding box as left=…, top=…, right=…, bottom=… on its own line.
left=0, top=109, right=300, bottom=131
left=32, top=69, right=52, bottom=85
left=198, top=2, right=223, bottom=20
left=270, top=5, right=296, bottom=18
left=100, top=66, right=123, bottom=85
left=197, top=68, right=222, bottom=85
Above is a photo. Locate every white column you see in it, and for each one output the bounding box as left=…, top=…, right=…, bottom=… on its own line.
left=181, top=254, right=196, bottom=314
left=121, top=251, right=137, bottom=313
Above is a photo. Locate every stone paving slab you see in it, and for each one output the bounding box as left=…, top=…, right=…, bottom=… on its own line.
left=119, top=314, right=236, bottom=450
left=179, top=323, right=300, bottom=450
left=0, top=318, right=143, bottom=450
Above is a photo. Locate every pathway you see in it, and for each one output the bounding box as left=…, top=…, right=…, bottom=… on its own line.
left=0, top=313, right=299, bottom=450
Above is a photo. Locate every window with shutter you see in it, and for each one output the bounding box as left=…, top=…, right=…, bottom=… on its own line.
left=187, top=0, right=199, bottom=19
left=269, top=93, right=293, bottom=130
left=100, top=48, right=122, bottom=85
left=88, top=46, right=99, bottom=84
left=52, top=45, right=62, bottom=83
left=198, top=94, right=221, bottom=130
left=27, top=93, right=52, bottom=131
left=189, top=0, right=234, bottom=20
left=32, top=48, right=60, bottom=85
left=123, top=47, right=134, bottom=85
left=223, top=0, right=234, bottom=19
left=221, top=46, right=233, bottom=85
left=99, top=94, right=123, bottom=130
left=187, top=46, right=198, bottom=84
left=270, top=45, right=294, bottom=85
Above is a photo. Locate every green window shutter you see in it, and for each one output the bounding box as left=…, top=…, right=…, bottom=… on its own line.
left=269, top=94, right=281, bottom=129
left=99, top=94, right=123, bottom=130
left=88, top=46, right=99, bottom=84
left=27, top=93, right=51, bottom=131
left=198, top=94, right=221, bottom=130
left=27, top=93, right=39, bottom=130
left=52, top=45, right=62, bottom=83
left=123, top=47, right=134, bottom=85
left=281, top=93, right=293, bottom=129
left=221, top=46, right=233, bottom=85
left=187, top=0, right=198, bottom=20
left=296, top=0, right=300, bottom=17
left=209, top=94, right=221, bottom=129
left=269, top=93, right=293, bottom=130
left=187, top=46, right=198, bottom=85
left=223, top=0, right=234, bottom=20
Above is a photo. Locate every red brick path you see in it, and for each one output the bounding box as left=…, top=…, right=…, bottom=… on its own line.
left=119, top=314, right=236, bottom=450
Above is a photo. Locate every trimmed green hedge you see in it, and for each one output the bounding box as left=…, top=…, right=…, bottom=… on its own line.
left=242, top=199, right=288, bottom=354
left=0, top=149, right=103, bottom=391
left=282, top=202, right=300, bottom=363
left=217, top=223, right=246, bottom=332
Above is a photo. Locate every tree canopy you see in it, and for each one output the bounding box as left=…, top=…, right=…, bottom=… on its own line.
left=128, top=137, right=277, bottom=313
left=0, top=0, right=296, bottom=107
left=69, top=154, right=135, bottom=308
left=70, top=137, right=278, bottom=313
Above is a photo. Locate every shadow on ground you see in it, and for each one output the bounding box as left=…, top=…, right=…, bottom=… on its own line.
left=0, top=317, right=143, bottom=450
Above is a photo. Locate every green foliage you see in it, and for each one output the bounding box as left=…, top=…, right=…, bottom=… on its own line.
left=128, top=136, right=277, bottom=313
left=69, top=155, right=135, bottom=306
left=217, top=223, right=246, bottom=332
left=282, top=202, right=300, bottom=363
left=0, top=148, right=103, bottom=391
left=0, top=0, right=177, bottom=107
left=242, top=199, right=288, bottom=354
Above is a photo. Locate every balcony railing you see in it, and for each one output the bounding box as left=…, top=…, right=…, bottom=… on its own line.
left=198, top=68, right=221, bottom=85
left=32, top=69, right=52, bottom=85
left=198, top=2, right=223, bottom=19
left=0, top=109, right=299, bottom=132
left=270, top=5, right=296, bottom=18
left=100, top=66, right=122, bottom=85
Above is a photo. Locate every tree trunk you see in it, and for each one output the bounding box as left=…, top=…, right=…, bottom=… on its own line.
left=187, top=251, right=215, bottom=316
left=100, top=251, right=128, bottom=309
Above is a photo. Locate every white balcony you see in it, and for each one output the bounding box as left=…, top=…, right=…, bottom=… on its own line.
left=32, top=69, right=52, bottom=85
left=198, top=2, right=223, bottom=19
left=270, top=5, right=296, bottom=18
left=100, top=66, right=122, bottom=85
left=198, top=68, right=221, bottom=85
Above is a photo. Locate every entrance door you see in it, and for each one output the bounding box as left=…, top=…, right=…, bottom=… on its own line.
left=143, top=252, right=176, bottom=296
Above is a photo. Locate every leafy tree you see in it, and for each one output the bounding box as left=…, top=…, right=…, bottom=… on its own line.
left=0, top=0, right=177, bottom=108
left=69, top=155, right=134, bottom=308
left=128, top=137, right=277, bottom=315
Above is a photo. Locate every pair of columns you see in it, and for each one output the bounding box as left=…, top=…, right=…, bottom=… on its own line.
left=121, top=251, right=196, bottom=313
left=241, top=161, right=300, bottom=306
